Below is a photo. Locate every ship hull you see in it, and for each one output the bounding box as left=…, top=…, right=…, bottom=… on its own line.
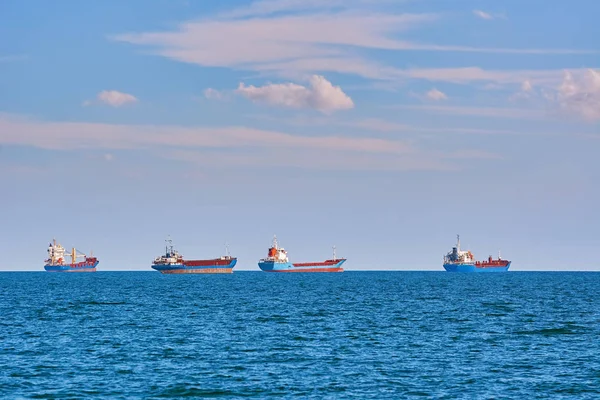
left=152, top=258, right=237, bottom=274
left=44, top=260, right=99, bottom=272
left=443, top=262, right=511, bottom=272
left=258, top=259, right=346, bottom=272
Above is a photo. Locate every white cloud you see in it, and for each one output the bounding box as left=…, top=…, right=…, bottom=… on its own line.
left=506, top=69, right=600, bottom=121
left=86, top=90, right=138, bottom=107
left=236, top=75, right=354, bottom=113
left=554, top=69, right=600, bottom=121
left=473, top=10, right=493, bottom=20
left=425, top=88, right=447, bottom=101
left=204, top=88, right=225, bottom=100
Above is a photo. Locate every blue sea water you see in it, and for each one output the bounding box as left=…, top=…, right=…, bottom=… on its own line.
left=1, top=271, right=599, bottom=399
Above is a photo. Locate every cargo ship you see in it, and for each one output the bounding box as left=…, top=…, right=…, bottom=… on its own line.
left=443, top=235, right=510, bottom=272
left=44, top=239, right=99, bottom=272
left=258, top=236, right=346, bottom=272
left=151, top=237, right=237, bottom=274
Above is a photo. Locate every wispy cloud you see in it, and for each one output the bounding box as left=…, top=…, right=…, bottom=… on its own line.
left=204, top=88, right=226, bottom=100
left=247, top=114, right=412, bottom=132
left=253, top=63, right=585, bottom=90
left=473, top=10, right=493, bottom=20
left=389, top=104, right=548, bottom=120
left=396, top=67, right=564, bottom=86
left=236, top=75, right=354, bottom=113
left=113, top=12, right=438, bottom=69
left=351, top=118, right=411, bottom=132
left=112, top=2, right=593, bottom=85
left=84, top=90, right=138, bottom=107
left=248, top=114, right=565, bottom=136
left=0, top=114, right=411, bottom=154
left=163, top=147, right=453, bottom=171
left=0, top=54, right=28, bottom=63
left=473, top=10, right=506, bottom=20
left=0, top=114, right=501, bottom=171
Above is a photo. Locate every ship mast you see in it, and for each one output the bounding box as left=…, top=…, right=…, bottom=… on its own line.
left=456, top=234, right=461, bottom=252
left=332, top=245, right=337, bottom=261
left=165, top=235, right=173, bottom=255
left=272, top=234, right=278, bottom=249
left=225, top=241, right=230, bottom=258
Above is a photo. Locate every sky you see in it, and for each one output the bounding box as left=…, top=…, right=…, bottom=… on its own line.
left=1, top=0, right=599, bottom=271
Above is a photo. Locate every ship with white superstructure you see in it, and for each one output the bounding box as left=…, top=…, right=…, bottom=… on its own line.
left=44, top=239, right=99, bottom=272
left=443, top=235, right=510, bottom=272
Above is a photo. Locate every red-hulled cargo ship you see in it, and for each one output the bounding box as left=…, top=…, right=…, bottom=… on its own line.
left=151, top=237, right=237, bottom=274
left=258, top=235, right=346, bottom=272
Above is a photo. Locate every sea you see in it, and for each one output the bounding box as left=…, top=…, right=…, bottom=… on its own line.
left=1, top=271, right=599, bottom=399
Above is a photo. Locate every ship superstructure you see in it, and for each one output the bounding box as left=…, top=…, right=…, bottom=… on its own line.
left=151, top=237, right=237, bottom=274
left=258, top=235, right=346, bottom=272
left=443, top=235, right=510, bottom=272
left=44, top=239, right=98, bottom=272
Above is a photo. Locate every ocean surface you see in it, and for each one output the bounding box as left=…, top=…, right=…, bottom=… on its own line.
left=1, top=271, right=599, bottom=399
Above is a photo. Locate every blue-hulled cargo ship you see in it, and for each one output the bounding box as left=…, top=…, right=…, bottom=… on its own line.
left=44, top=239, right=98, bottom=272
left=443, top=235, right=511, bottom=272
left=258, top=235, right=345, bottom=272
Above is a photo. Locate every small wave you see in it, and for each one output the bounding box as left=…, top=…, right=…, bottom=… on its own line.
left=481, top=302, right=515, bottom=313
left=83, top=301, right=128, bottom=306
left=292, top=336, right=313, bottom=341
left=302, top=309, right=329, bottom=315
left=116, top=369, right=134, bottom=375
left=153, top=385, right=245, bottom=397
left=514, top=327, right=576, bottom=336
left=256, top=315, right=287, bottom=323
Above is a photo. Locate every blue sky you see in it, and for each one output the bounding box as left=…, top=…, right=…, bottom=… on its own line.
left=1, top=0, right=599, bottom=271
